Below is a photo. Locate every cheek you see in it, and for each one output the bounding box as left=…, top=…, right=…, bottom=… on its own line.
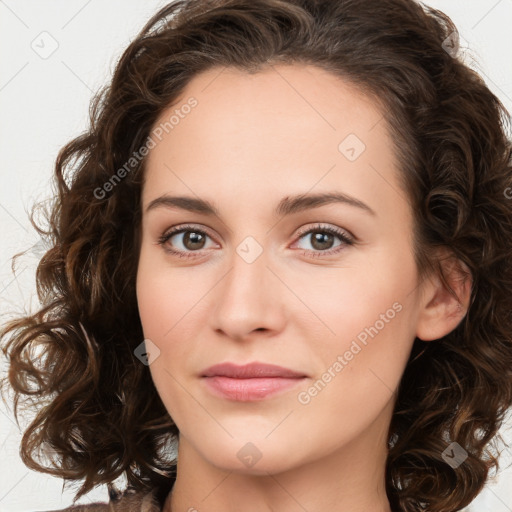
left=300, top=255, right=418, bottom=390
left=299, top=263, right=410, bottom=342
left=136, top=245, right=208, bottom=339
left=135, top=263, right=192, bottom=422
left=294, top=296, right=414, bottom=439
left=135, top=251, right=209, bottom=402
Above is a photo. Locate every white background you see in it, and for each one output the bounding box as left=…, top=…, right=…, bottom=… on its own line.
left=1, top=1, right=511, bottom=510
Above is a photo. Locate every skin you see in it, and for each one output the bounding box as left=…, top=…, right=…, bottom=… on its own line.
left=136, top=64, right=471, bottom=512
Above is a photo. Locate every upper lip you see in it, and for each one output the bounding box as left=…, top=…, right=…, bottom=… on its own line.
left=201, top=362, right=307, bottom=379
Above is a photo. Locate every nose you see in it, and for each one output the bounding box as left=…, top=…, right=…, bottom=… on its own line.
left=210, top=243, right=286, bottom=342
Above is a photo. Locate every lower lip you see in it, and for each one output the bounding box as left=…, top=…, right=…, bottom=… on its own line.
left=202, top=376, right=306, bottom=401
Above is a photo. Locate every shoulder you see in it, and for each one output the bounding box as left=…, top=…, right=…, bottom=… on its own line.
left=38, top=489, right=162, bottom=512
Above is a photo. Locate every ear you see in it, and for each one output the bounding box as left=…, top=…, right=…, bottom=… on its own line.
left=415, top=248, right=472, bottom=342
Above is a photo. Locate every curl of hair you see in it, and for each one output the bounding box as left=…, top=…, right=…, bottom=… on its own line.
left=2, top=0, right=512, bottom=510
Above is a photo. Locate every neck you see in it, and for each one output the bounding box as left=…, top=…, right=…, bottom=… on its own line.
left=164, top=414, right=393, bottom=512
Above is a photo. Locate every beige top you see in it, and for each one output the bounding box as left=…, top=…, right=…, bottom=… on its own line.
left=42, top=489, right=163, bottom=512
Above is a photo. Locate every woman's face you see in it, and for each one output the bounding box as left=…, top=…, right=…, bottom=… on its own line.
left=136, top=64, right=427, bottom=474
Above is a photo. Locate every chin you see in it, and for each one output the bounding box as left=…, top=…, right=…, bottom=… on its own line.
left=198, top=438, right=303, bottom=476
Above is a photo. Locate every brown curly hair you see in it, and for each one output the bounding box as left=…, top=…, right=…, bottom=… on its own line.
left=2, top=0, right=512, bottom=510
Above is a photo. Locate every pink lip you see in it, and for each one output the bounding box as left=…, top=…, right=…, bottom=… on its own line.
left=201, top=362, right=308, bottom=401
left=201, top=362, right=307, bottom=379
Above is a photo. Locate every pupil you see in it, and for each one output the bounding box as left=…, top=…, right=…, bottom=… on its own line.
left=313, top=232, right=333, bottom=250
left=185, top=232, right=204, bottom=249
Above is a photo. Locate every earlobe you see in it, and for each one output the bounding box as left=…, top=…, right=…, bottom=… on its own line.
left=415, top=251, right=472, bottom=342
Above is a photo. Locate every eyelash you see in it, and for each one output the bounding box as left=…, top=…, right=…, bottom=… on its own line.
left=156, top=223, right=355, bottom=260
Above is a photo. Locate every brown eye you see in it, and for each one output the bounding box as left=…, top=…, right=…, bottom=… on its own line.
left=157, top=225, right=215, bottom=258
left=308, top=231, right=337, bottom=251
left=294, top=224, right=354, bottom=258
left=179, top=231, right=207, bottom=250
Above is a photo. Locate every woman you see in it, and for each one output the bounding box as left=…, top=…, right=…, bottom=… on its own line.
left=2, top=0, right=512, bottom=511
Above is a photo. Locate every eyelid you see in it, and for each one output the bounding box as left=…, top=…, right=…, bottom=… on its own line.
left=294, top=223, right=355, bottom=243
left=159, top=222, right=353, bottom=244
left=157, top=221, right=355, bottom=258
left=159, top=223, right=219, bottom=247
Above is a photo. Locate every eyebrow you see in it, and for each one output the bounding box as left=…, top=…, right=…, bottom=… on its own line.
left=145, top=191, right=376, bottom=217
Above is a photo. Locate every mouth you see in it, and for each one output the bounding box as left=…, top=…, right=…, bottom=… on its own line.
left=200, top=362, right=308, bottom=401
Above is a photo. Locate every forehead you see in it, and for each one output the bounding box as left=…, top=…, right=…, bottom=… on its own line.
left=149, top=63, right=387, bottom=151
left=142, top=64, right=404, bottom=220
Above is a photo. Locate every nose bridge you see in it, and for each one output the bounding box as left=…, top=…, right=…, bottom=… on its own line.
left=223, top=236, right=270, bottom=307
left=211, top=235, right=282, bottom=337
